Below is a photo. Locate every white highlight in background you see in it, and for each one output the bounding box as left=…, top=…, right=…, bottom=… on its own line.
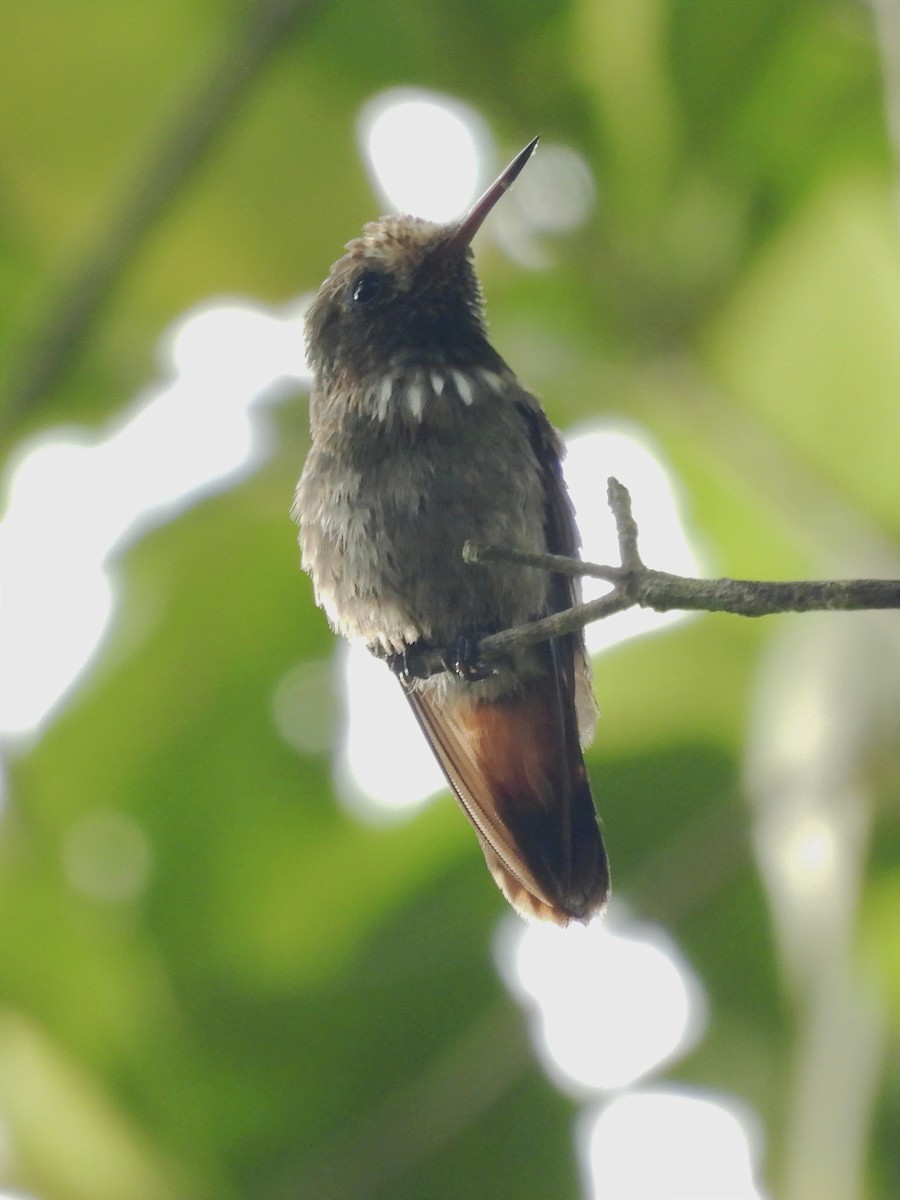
left=359, top=89, right=490, bottom=221
left=495, top=912, right=706, bottom=1093
left=0, top=299, right=309, bottom=740
left=335, top=642, right=446, bottom=821
left=565, top=424, right=701, bottom=656
left=580, top=1090, right=768, bottom=1200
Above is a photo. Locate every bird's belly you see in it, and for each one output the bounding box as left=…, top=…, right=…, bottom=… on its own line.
left=299, top=441, right=548, bottom=654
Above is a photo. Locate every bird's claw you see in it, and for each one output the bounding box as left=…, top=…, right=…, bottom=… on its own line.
left=384, top=647, right=416, bottom=686
left=443, top=634, right=494, bottom=682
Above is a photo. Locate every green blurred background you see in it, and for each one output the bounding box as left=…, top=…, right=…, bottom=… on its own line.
left=1, top=1, right=899, bottom=1197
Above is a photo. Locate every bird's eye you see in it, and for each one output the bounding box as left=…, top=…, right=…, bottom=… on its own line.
left=351, top=271, right=386, bottom=305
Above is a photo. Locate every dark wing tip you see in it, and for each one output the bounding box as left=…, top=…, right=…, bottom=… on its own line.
left=482, top=840, right=609, bottom=926
left=406, top=678, right=609, bottom=925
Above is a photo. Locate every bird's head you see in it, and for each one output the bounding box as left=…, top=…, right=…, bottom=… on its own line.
left=304, top=138, right=538, bottom=388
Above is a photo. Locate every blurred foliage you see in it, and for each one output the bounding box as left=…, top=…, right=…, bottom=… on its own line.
left=1, top=1, right=900, bottom=1197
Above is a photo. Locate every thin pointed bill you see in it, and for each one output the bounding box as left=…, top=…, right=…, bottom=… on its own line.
left=448, top=136, right=539, bottom=249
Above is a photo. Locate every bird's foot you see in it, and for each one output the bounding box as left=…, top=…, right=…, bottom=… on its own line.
left=375, top=634, right=495, bottom=684
left=382, top=645, right=416, bottom=686
left=443, top=633, right=494, bottom=682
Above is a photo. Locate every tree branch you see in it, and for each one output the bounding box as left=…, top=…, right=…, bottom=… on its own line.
left=3, top=0, right=329, bottom=423
left=402, top=478, right=900, bottom=680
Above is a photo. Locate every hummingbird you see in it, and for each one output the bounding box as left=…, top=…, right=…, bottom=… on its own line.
left=293, top=138, right=609, bottom=924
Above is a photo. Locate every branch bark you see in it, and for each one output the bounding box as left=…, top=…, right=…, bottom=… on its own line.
left=402, top=478, right=900, bottom=680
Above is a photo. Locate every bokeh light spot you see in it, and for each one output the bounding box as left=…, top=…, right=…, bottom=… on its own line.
left=359, top=88, right=489, bottom=221
left=0, top=299, right=309, bottom=741
left=513, top=142, right=597, bottom=233
left=271, top=658, right=339, bottom=756
left=565, top=424, right=702, bottom=655
left=334, top=643, right=446, bottom=822
left=495, top=912, right=706, bottom=1093
left=62, top=809, right=152, bottom=903
left=580, top=1089, right=768, bottom=1200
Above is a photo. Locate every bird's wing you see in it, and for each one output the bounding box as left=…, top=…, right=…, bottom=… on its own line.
left=403, top=398, right=608, bottom=924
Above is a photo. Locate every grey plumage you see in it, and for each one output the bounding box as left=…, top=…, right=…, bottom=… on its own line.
left=294, top=144, right=609, bottom=922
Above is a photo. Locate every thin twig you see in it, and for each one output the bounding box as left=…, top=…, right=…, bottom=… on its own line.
left=462, top=541, right=624, bottom=583
left=608, top=475, right=643, bottom=569
left=402, top=477, right=900, bottom=681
